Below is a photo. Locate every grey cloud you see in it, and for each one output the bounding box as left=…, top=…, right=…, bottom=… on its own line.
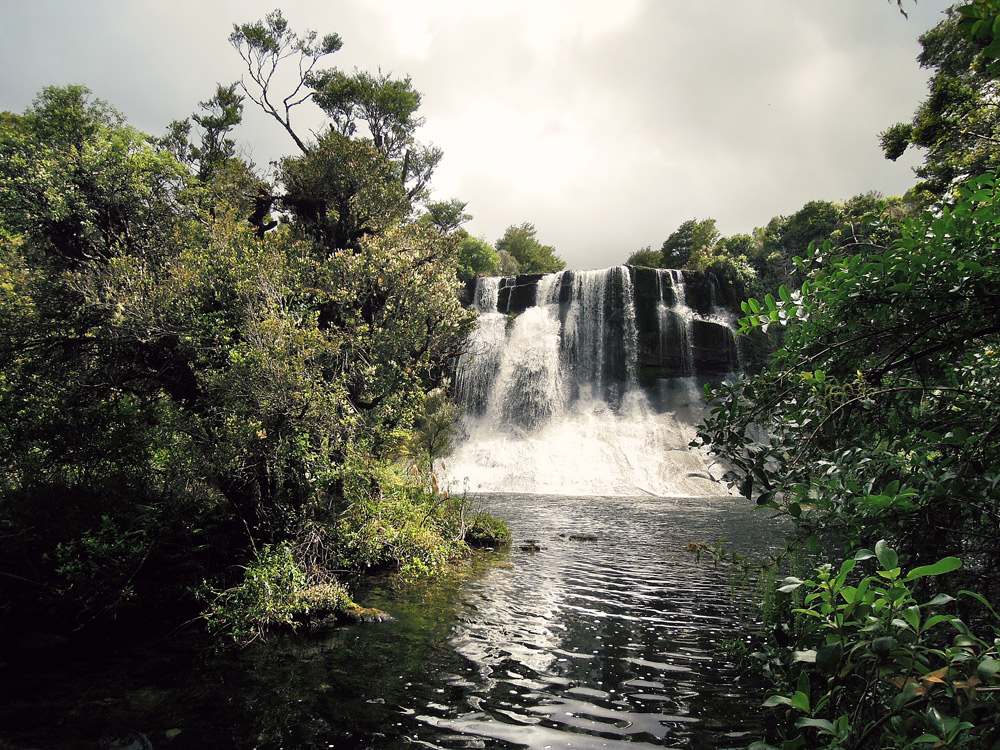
left=0, top=0, right=951, bottom=270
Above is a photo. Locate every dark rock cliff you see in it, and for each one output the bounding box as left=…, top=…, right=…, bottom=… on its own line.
left=463, top=266, right=741, bottom=382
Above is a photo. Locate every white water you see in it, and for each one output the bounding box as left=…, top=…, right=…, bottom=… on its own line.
left=444, top=267, right=735, bottom=497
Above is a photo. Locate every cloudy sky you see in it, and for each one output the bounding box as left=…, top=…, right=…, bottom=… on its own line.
left=1, top=1, right=949, bottom=269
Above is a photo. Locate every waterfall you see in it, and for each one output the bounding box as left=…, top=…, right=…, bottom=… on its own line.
left=442, top=266, right=738, bottom=497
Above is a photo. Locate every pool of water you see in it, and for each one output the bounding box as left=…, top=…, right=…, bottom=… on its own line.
left=0, top=494, right=781, bottom=749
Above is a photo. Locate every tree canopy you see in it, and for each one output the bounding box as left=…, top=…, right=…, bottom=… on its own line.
left=495, top=222, right=565, bottom=275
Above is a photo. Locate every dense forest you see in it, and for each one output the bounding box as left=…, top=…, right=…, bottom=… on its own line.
left=0, top=10, right=519, bottom=642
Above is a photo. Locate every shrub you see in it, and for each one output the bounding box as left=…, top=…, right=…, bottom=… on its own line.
left=202, top=541, right=353, bottom=643
left=751, top=541, right=1000, bottom=750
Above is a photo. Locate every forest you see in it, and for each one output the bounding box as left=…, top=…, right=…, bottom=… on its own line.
left=2, top=2, right=1000, bottom=748
left=0, top=10, right=531, bottom=642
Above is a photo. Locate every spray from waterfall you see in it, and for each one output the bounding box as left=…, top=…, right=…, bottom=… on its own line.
left=443, top=266, right=739, bottom=497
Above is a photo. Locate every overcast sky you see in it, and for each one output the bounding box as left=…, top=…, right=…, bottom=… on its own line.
left=1, top=1, right=950, bottom=269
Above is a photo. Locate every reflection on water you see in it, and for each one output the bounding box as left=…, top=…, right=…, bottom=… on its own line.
left=0, top=494, right=779, bottom=749
left=413, top=493, right=777, bottom=750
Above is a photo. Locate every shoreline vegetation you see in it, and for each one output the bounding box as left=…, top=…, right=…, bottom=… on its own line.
left=681, top=3, right=1000, bottom=746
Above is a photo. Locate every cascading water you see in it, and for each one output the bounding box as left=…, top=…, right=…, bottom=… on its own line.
left=443, top=266, right=740, bottom=497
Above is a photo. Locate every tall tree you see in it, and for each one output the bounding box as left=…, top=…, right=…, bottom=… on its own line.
left=455, top=233, right=499, bottom=282
left=230, top=10, right=442, bottom=200
left=660, top=218, right=719, bottom=269
left=229, top=9, right=342, bottom=154
left=881, top=6, right=1000, bottom=197
left=495, top=222, right=565, bottom=275
left=422, top=198, right=472, bottom=235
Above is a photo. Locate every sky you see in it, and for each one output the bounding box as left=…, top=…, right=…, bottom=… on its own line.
left=1, top=1, right=951, bottom=270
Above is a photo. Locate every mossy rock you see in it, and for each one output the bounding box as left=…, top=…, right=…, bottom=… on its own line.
left=338, top=604, right=394, bottom=624
left=464, top=514, right=512, bottom=548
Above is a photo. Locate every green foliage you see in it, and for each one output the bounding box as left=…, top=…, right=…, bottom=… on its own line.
left=628, top=196, right=915, bottom=310
left=625, top=245, right=665, bottom=268
left=394, top=382, right=462, bottom=467
left=495, top=222, right=565, bottom=275
left=699, top=174, right=1000, bottom=584
left=422, top=199, right=472, bottom=235
left=0, top=85, right=187, bottom=266
left=202, top=541, right=353, bottom=644
left=696, top=172, right=1000, bottom=748
left=330, top=460, right=506, bottom=579
left=308, top=67, right=442, bottom=200
left=50, top=515, right=152, bottom=623
left=0, top=75, right=488, bottom=633
left=881, top=5, right=1000, bottom=196
left=750, top=543, right=999, bottom=750
left=281, top=129, right=409, bottom=251
left=661, top=218, right=720, bottom=269
left=229, top=9, right=342, bottom=153
left=455, top=233, right=500, bottom=282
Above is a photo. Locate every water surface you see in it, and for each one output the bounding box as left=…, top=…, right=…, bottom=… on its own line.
left=0, top=493, right=778, bottom=749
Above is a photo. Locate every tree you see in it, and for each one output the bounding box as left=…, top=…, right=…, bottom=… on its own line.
left=881, top=6, right=1000, bottom=197
left=660, top=218, right=719, bottom=268
left=421, top=198, right=472, bottom=234
left=280, top=129, right=409, bottom=252
left=698, top=173, right=1000, bottom=599
left=495, top=222, right=565, bottom=274
left=231, top=10, right=442, bottom=202
left=625, top=245, right=665, bottom=268
left=0, top=78, right=483, bottom=631
left=229, top=9, right=343, bottom=153
left=455, top=233, right=499, bottom=282
left=309, top=67, right=443, bottom=200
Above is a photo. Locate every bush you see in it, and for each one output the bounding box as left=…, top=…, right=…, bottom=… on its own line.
left=751, top=541, right=1000, bottom=750
left=332, top=461, right=509, bottom=579
left=202, top=541, right=353, bottom=643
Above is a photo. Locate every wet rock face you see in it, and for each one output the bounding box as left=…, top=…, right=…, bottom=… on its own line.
left=496, top=274, right=545, bottom=314
left=465, top=266, right=741, bottom=384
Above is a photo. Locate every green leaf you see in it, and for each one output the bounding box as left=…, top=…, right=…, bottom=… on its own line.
left=789, top=690, right=810, bottom=712
left=902, top=605, right=920, bottom=631
left=795, top=717, right=836, bottom=733
left=779, top=577, right=804, bottom=593
left=762, top=695, right=793, bottom=708
left=924, top=593, right=955, bottom=607
left=871, top=636, right=895, bottom=655
left=905, top=557, right=961, bottom=580
left=922, top=614, right=955, bottom=631
left=978, top=657, right=1000, bottom=680
left=794, top=649, right=817, bottom=663
left=875, top=540, right=898, bottom=571
left=816, top=642, right=843, bottom=674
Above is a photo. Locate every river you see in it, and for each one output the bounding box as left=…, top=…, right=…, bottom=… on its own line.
left=1, top=492, right=780, bottom=749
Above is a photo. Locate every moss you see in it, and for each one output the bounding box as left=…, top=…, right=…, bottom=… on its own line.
left=463, top=512, right=512, bottom=548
